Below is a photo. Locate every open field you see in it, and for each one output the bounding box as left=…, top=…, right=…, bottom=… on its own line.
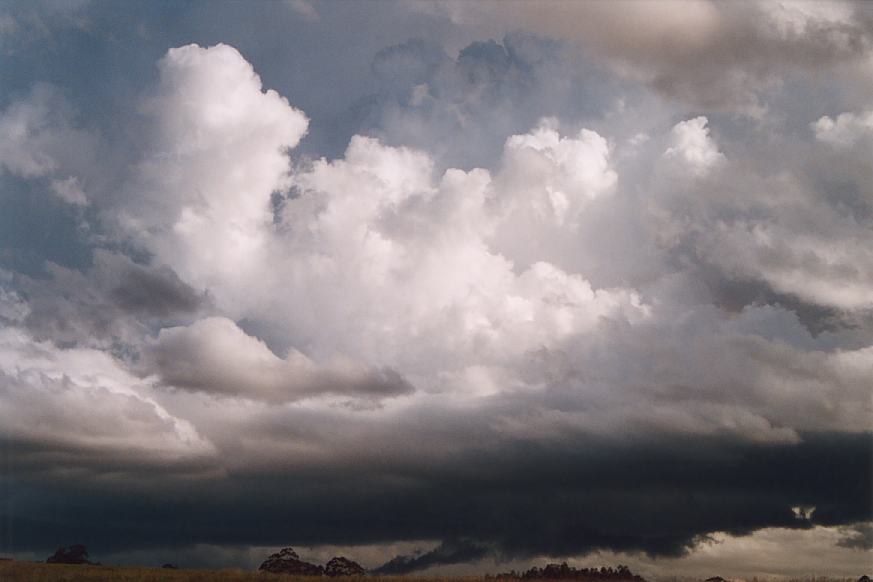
left=0, top=561, right=468, bottom=582
left=0, top=563, right=862, bottom=582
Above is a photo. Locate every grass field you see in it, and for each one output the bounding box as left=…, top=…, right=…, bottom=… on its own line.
left=0, top=561, right=474, bottom=582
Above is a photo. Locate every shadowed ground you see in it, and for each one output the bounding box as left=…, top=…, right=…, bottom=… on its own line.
left=0, top=561, right=470, bottom=581
left=0, top=562, right=862, bottom=582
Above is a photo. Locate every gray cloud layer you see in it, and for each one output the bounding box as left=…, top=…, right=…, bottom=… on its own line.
left=432, top=0, right=873, bottom=115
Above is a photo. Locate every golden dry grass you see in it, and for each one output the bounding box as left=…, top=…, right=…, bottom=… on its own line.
left=0, top=562, right=860, bottom=582
left=0, top=561, right=480, bottom=582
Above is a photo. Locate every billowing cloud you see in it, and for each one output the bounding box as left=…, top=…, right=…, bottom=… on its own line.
left=0, top=326, right=216, bottom=477
left=120, top=43, right=309, bottom=308
left=813, top=109, right=873, bottom=147
left=114, top=47, right=647, bottom=398
left=497, top=119, right=616, bottom=225
left=644, top=114, right=873, bottom=313
left=662, top=116, right=724, bottom=176
left=144, top=317, right=413, bottom=402
left=268, top=130, right=645, bottom=381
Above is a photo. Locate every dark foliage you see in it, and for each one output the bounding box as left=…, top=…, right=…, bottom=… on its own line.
left=496, top=563, right=646, bottom=582
left=46, top=544, right=95, bottom=565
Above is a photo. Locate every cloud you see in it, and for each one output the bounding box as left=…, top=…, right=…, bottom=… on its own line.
left=0, top=274, right=29, bottom=323
left=143, top=317, right=413, bottom=403
left=662, top=117, right=724, bottom=176
left=0, top=85, right=61, bottom=177
left=554, top=525, right=873, bottom=579
left=101, top=252, right=203, bottom=318
left=374, top=539, right=490, bottom=574
left=696, top=221, right=873, bottom=311
left=49, top=176, right=88, bottom=205
left=121, top=43, right=309, bottom=308
left=813, top=109, right=873, bottom=147
left=2, top=426, right=869, bottom=565
left=263, top=128, right=647, bottom=387
left=836, top=522, right=873, bottom=550
left=498, top=119, right=616, bottom=225
left=372, top=39, right=448, bottom=93
left=433, top=0, right=873, bottom=115
left=0, top=84, right=96, bottom=204
left=0, top=0, right=91, bottom=54
left=9, top=250, right=204, bottom=349
left=639, top=114, right=873, bottom=314
left=0, top=326, right=216, bottom=477
left=340, top=32, right=647, bottom=171
left=115, top=49, right=646, bottom=397
left=285, top=0, right=319, bottom=23
left=32, top=40, right=871, bottom=454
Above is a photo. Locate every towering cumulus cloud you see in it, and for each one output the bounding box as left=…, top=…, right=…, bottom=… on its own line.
left=125, top=44, right=309, bottom=304
left=0, top=3, right=871, bottom=576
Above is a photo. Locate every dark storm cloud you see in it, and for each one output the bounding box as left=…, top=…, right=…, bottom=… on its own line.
left=836, top=523, right=873, bottom=550
left=7, top=250, right=204, bottom=348
left=1, top=431, right=869, bottom=566
left=106, top=256, right=202, bottom=317
left=373, top=539, right=490, bottom=574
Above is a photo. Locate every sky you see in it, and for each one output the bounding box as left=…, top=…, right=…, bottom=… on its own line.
left=0, top=0, right=871, bottom=577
